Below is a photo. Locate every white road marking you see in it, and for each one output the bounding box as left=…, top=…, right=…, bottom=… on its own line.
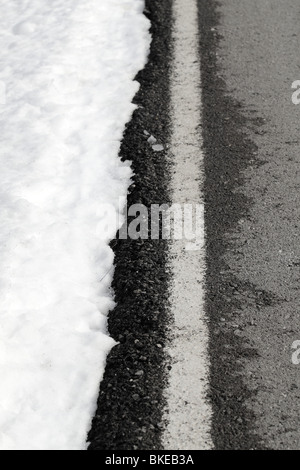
left=162, top=0, right=213, bottom=450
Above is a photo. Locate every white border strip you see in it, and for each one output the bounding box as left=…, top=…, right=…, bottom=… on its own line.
left=162, top=0, right=213, bottom=450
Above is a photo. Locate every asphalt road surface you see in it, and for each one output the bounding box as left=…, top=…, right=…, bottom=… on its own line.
left=88, top=0, right=300, bottom=450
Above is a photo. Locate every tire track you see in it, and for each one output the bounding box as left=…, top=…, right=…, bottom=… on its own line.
left=198, top=0, right=267, bottom=450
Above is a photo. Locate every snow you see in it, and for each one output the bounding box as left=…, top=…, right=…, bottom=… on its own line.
left=146, top=134, right=164, bottom=151
left=152, top=144, right=164, bottom=152
left=0, top=0, right=150, bottom=450
left=147, top=135, right=157, bottom=145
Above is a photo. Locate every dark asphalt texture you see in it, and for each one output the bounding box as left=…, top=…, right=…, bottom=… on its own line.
left=200, top=0, right=300, bottom=450
left=198, top=0, right=267, bottom=450
left=212, top=0, right=300, bottom=450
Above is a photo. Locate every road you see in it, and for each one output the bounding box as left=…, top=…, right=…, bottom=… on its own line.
left=88, top=0, right=300, bottom=450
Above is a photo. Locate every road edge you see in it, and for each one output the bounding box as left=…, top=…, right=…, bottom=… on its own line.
left=87, top=0, right=173, bottom=451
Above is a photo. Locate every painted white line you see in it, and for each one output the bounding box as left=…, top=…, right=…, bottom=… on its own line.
left=162, top=0, right=213, bottom=450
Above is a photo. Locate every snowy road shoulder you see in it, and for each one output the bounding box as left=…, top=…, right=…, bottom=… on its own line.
left=0, top=0, right=150, bottom=450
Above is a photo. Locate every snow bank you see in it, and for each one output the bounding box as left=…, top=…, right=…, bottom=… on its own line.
left=0, top=0, right=150, bottom=450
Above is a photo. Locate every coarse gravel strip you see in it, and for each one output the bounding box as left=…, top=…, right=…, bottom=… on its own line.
left=87, top=0, right=173, bottom=451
